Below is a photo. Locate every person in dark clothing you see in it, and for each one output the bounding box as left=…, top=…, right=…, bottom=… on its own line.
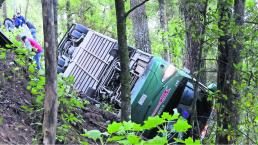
left=13, top=15, right=21, bottom=28
left=3, top=18, right=15, bottom=32
left=26, top=21, right=37, bottom=40
left=16, top=12, right=26, bottom=26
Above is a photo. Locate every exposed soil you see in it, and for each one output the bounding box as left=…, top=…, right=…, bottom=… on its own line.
left=0, top=52, right=34, bottom=144
left=0, top=51, right=119, bottom=144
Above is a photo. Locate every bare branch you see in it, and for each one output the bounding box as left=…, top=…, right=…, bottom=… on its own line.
left=124, top=0, right=149, bottom=19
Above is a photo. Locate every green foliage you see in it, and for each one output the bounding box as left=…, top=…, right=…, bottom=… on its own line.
left=0, top=116, right=3, bottom=125
left=173, top=117, right=192, bottom=133
left=82, top=112, right=200, bottom=145
left=175, top=137, right=201, bottom=145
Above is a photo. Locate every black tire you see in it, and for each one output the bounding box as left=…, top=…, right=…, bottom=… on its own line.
left=74, top=24, right=88, bottom=34
left=70, top=30, right=82, bottom=39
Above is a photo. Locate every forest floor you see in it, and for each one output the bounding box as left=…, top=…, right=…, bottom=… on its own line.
left=0, top=52, right=118, bottom=144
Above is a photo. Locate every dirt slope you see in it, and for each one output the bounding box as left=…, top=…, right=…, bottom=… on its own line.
left=0, top=52, right=34, bottom=144
left=0, top=52, right=118, bottom=144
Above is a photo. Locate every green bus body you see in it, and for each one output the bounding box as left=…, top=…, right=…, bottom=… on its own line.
left=131, top=57, right=190, bottom=123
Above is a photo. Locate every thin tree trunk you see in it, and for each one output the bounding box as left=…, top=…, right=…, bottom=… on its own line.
left=25, top=0, right=29, bottom=19
left=158, top=0, right=170, bottom=62
left=13, top=0, right=16, bottom=14
left=2, top=1, right=7, bottom=19
left=42, top=0, right=58, bottom=144
left=130, top=0, right=151, bottom=53
left=53, top=0, right=58, bottom=47
left=66, top=0, right=72, bottom=30
left=115, top=0, right=131, bottom=121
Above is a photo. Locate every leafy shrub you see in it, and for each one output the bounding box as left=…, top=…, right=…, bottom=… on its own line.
left=81, top=111, right=200, bottom=145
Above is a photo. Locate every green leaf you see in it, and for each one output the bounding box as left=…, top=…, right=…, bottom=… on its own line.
left=161, top=112, right=179, bottom=121
left=82, top=130, right=102, bottom=141
left=0, top=116, right=3, bottom=125
left=107, top=135, right=125, bottom=142
left=145, top=136, right=168, bottom=145
left=131, top=122, right=143, bottom=131
left=36, top=94, right=44, bottom=104
left=255, top=116, right=258, bottom=123
left=0, top=51, right=6, bottom=59
left=117, top=139, right=130, bottom=145
left=28, top=65, right=35, bottom=73
left=31, top=87, right=40, bottom=95
left=246, top=0, right=256, bottom=8
left=161, top=112, right=172, bottom=120
left=174, top=138, right=185, bottom=144
left=185, top=137, right=201, bottom=145
left=127, top=134, right=140, bottom=144
left=20, top=105, right=33, bottom=112
left=142, top=116, right=165, bottom=130
left=81, top=141, right=89, bottom=145
left=173, top=117, right=191, bottom=132
left=174, top=137, right=200, bottom=145
left=107, top=122, right=122, bottom=134
left=122, top=121, right=143, bottom=131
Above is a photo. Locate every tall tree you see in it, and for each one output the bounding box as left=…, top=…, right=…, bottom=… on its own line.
left=115, top=0, right=150, bottom=120
left=158, top=0, right=170, bottom=61
left=115, top=0, right=131, bottom=121
left=130, top=0, right=151, bottom=53
left=53, top=0, right=58, bottom=47
left=216, top=0, right=240, bottom=143
left=25, top=0, right=29, bottom=18
left=181, top=0, right=207, bottom=84
left=66, top=0, right=72, bottom=30
left=233, top=0, right=245, bottom=82
left=2, top=0, right=7, bottom=19
left=42, top=0, right=58, bottom=144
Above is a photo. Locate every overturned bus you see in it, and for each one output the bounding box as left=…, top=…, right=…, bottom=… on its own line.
left=57, top=24, right=214, bottom=140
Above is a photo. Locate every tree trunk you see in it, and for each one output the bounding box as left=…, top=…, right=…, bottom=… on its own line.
left=233, top=0, right=245, bottom=81
left=2, top=1, right=7, bottom=19
left=25, top=0, right=29, bottom=19
left=231, top=0, right=245, bottom=142
left=181, top=0, right=206, bottom=84
left=53, top=0, right=58, bottom=47
left=42, top=0, right=58, bottom=144
left=66, top=0, right=72, bottom=30
left=115, top=0, right=131, bottom=121
left=216, top=0, right=236, bottom=144
left=158, top=0, right=170, bottom=62
left=130, top=0, right=151, bottom=53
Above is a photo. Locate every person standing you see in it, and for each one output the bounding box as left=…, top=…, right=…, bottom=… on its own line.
left=13, top=15, right=21, bottom=28
left=26, top=21, right=37, bottom=40
left=16, top=12, right=26, bottom=26
left=21, top=36, right=43, bottom=69
left=3, top=18, right=15, bottom=32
